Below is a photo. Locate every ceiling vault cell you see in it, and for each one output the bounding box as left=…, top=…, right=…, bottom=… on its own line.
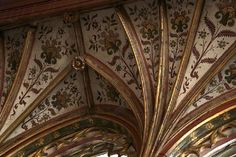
left=0, top=0, right=236, bottom=156
left=0, top=27, right=36, bottom=135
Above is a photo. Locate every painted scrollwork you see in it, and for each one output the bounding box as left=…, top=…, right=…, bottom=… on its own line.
left=180, top=120, right=236, bottom=157
left=28, top=127, right=133, bottom=157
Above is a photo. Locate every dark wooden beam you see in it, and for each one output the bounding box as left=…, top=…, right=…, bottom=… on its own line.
left=0, top=0, right=133, bottom=27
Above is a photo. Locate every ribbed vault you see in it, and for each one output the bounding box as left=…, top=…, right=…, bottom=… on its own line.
left=0, top=0, right=236, bottom=156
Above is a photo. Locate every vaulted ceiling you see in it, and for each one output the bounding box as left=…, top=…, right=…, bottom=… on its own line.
left=0, top=0, right=236, bottom=156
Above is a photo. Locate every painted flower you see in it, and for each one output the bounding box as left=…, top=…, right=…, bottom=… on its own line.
left=170, top=40, right=177, bottom=48
left=140, top=19, right=159, bottom=40
left=106, top=85, right=120, bottom=103
left=99, top=30, right=121, bottom=55
left=171, top=11, right=190, bottom=33
left=52, top=91, right=71, bottom=111
left=7, top=50, right=21, bottom=71
left=225, top=63, right=236, bottom=85
left=216, top=1, right=236, bottom=26
left=217, top=38, right=229, bottom=49
left=198, top=29, right=209, bottom=39
left=41, top=39, right=62, bottom=64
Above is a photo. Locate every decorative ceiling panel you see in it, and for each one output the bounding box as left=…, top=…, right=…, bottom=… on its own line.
left=185, top=53, right=236, bottom=115
left=80, top=8, right=143, bottom=101
left=0, top=27, right=28, bottom=112
left=0, top=16, right=78, bottom=135
left=124, top=0, right=160, bottom=91
left=88, top=68, right=130, bottom=108
left=176, top=0, right=236, bottom=108
left=0, top=0, right=236, bottom=156
left=166, top=0, right=195, bottom=94
left=6, top=70, right=86, bottom=141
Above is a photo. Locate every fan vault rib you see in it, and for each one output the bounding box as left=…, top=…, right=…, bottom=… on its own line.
left=0, top=27, right=36, bottom=132
left=84, top=54, right=144, bottom=132
left=156, top=0, right=205, bottom=154
left=115, top=5, right=155, bottom=152
left=149, top=1, right=169, bottom=156
left=0, top=64, right=73, bottom=143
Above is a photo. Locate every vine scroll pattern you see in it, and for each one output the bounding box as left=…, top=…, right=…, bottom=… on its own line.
left=166, top=0, right=195, bottom=93
left=176, top=0, right=236, bottom=108
left=7, top=71, right=86, bottom=140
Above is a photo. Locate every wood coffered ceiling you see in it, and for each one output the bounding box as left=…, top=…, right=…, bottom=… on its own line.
left=0, top=0, right=236, bottom=157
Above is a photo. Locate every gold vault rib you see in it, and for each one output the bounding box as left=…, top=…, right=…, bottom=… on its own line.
left=149, top=1, right=169, bottom=156
left=0, top=64, right=73, bottom=143
left=115, top=6, right=155, bottom=153
left=84, top=54, right=144, bottom=133
left=0, top=27, right=36, bottom=132
left=154, top=0, right=205, bottom=155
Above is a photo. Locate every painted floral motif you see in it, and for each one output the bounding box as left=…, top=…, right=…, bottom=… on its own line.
left=126, top=0, right=159, bottom=88
left=225, top=61, right=236, bottom=85
left=11, top=17, right=77, bottom=116
left=82, top=10, right=142, bottom=95
left=215, top=0, right=236, bottom=26
left=0, top=28, right=28, bottom=111
left=190, top=57, right=236, bottom=110
left=41, top=39, right=62, bottom=64
left=94, top=71, right=126, bottom=106
left=171, top=11, right=190, bottom=33
left=180, top=15, right=236, bottom=95
left=166, top=0, right=194, bottom=91
left=21, top=72, right=84, bottom=130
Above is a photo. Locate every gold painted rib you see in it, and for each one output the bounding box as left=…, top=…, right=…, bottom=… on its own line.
left=115, top=6, right=154, bottom=153
left=147, top=1, right=169, bottom=156
left=154, top=0, right=205, bottom=155
left=84, top=54, right=144, bottom=132
left=0, top=64, right=73, bottom=143
left=0, top=27, right=36, bottom=131
left=73, top=17, right=95, bottom=109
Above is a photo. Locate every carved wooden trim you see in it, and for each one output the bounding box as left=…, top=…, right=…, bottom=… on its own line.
left=0, top=0, right=133, bottom=26
left=0, top=27, right=36, bottom=132
left=173, top=88, right=236, bottom=141
left=159, top=98, right=236, bottom=155
left=84, top=54, right=144, bottom=132
left=0, top=106, right=140, bottom=156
